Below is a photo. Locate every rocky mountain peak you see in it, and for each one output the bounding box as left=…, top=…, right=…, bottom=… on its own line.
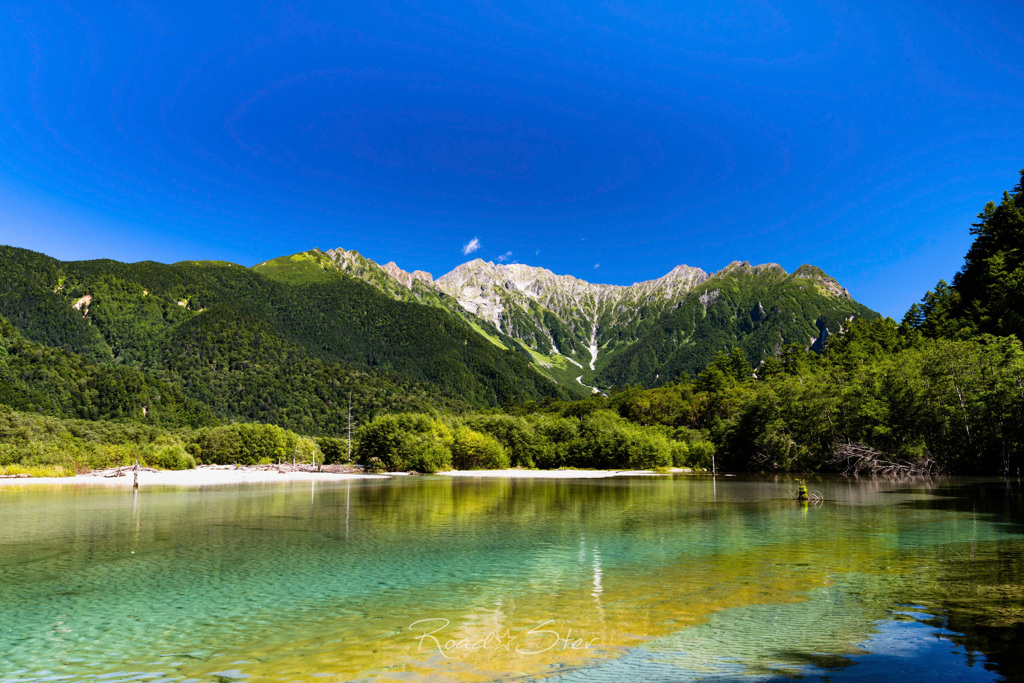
left=322, top=247, right=435, bottom=292
left=434, top=261, right=718, bottom=364
left=792, top=264, right=851, bottom=299
left=628, top=265, right=709, bottom=299
left=324, top=247, right=367, bottom=270
left=381, top=262, right=433, bottom=289
left=717, top=261, right=786, bottom=277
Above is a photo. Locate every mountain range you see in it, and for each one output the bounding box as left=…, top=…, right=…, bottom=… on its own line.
left=255, top=247, right=876, bottom=393
left=0, top=244, right=876, bottom=434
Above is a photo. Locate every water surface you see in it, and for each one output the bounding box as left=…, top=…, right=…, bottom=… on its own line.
left=0, top=475, right=1021, bottom=681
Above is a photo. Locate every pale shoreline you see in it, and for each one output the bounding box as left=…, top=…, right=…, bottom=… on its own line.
left=0, top=466, right=696, bottom=488
left=0, top=465, right=388, bottom=488
left=440, top=468, right=694, bottom=478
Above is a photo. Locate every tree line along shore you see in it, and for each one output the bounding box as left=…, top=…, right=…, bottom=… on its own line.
left=2, top=317, right=1021, bottom=478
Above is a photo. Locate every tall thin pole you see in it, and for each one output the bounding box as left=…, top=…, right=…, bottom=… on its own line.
left=347, top=392, right=353, bottom=463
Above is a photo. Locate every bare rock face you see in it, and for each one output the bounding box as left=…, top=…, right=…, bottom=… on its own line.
left=792, top=264, right=852, bottom=299
left=72, top=294, right=92, bottom=317
left=411, top=270, right=434, bottom=286
left=433, top=259, right=509, bottom=327
left=323, top=248, right=435, bottom=298
left=381, top=262, right=434, bottom=290
left=435, top=260, right=711, bottom=363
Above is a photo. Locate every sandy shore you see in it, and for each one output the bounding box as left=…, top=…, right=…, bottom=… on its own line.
left=0, top=466, right=696, bottom=488
left=441, top=468, right=693, bottom=478
left=0, top=465, right=388, bottom=488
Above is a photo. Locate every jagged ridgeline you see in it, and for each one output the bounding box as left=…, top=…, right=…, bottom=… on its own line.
left=293, top=247, right=876, bottom=391
left=0, top=246, right=567, bottom=434
left=596, top=262, right=878, bottom=387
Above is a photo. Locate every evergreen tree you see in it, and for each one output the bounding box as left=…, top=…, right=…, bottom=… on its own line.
left=909, top=169, right=1024, bottom=339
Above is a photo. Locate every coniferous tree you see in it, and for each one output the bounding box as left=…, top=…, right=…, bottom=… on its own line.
left=908, top=169, right=1024, bottom=339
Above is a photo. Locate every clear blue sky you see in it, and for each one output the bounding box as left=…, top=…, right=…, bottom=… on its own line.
left=1, top=1, right=1021, bottom=319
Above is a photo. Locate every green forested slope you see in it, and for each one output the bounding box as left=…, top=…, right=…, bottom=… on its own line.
left=0, top=247, right=113, bottom=363
left=0, top=314, right=216, bottom=427
left=0, top=246, right=566, bottom=435
left=254, top=249, right=596, bottom=396
left=596, top=263, right=877, bottom=387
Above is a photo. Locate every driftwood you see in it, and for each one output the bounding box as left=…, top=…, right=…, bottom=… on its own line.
left=94, top=465, right=159, bottom=478
left=78, top=463, right=364, bottom=477
left=829, top=441, right=937, bottom=477
left=195, top=463, right=364, bottom=474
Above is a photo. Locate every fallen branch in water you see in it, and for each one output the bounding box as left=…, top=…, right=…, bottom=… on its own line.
left=829, top=441, right=937, bottom=477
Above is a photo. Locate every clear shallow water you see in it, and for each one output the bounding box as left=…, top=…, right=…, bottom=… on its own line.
left=0, top=475, right=1021, bottom=682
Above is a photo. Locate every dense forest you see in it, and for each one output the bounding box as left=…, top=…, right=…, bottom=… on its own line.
left=0, top=247, right=566, bottom=424
left=1, top=170, right=1021, bottom=477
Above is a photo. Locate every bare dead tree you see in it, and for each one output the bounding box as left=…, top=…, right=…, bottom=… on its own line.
left=829, top=441, right=937, bottom=477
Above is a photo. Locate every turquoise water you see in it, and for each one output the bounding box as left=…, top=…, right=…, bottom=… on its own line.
left=0, top=475, right=1021, bottom=681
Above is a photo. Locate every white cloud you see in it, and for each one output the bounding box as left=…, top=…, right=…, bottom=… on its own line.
left=461, top=237, right=481, bottom=255
left=497, top=251, right=513, bottom=262
left=594, top=263, right=600, bottom=269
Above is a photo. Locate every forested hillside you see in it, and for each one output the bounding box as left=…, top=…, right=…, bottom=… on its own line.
left=0, top=246, right=565, bottom=435
left=596, top=262, right=876, bottom=387
left=0, top=314, right=215, bottom=427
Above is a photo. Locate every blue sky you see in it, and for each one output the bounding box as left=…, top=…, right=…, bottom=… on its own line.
left=1, top=1, right=1021, bottom=319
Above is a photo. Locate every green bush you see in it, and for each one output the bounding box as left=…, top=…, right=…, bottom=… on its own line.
left=409, top=439, right=452, bottom=473
left=464, top=414, right=541, bottom=468
left=687, top=440, right=716, bottom=469
left=355, top=413, right=453, bottom=472
left=316, top=436, right=349, bottom=464
left=531, top=415, right=578, bottom=468
left=451, top=427, right=508, bottom=470
left=669, top=441, right=689, bottom=467
left=150, top=444, right=196, bottom=470
left=623, top=427, right=673, bottom=470
left=572, top=411, right=620, bottom=468
left=189, top=423, right=314, bottom=465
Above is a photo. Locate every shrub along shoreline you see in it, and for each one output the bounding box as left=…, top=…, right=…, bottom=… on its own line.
left=0, top=402, right=714, bottom=477
left=351, top=410, right=712, bottom=473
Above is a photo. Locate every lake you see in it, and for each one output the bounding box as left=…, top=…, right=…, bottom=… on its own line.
left=1, top=475, right=1021, bottom=682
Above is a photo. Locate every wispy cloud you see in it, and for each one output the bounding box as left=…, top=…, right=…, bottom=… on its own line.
left=497, top=251, right=513, bottom=262
left=594, top=263, right=601, bottom=269
left=461, top=237, right=481, bottom=256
